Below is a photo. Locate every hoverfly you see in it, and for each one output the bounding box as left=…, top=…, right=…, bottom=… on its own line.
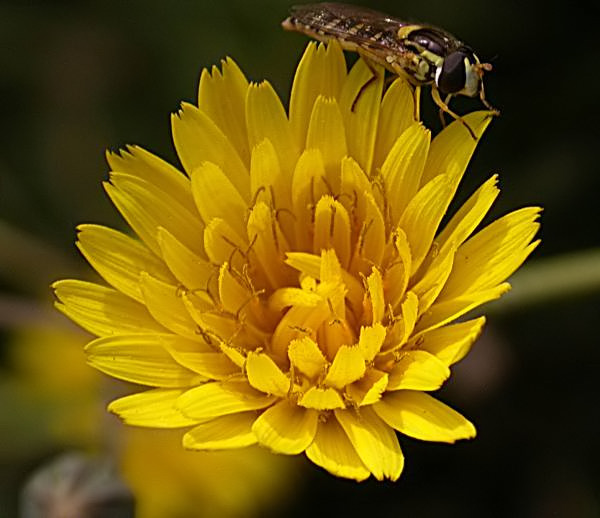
left=282, top=2, right=497, bottom=139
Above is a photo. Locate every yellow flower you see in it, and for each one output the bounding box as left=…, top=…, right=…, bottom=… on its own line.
left=53, top=42, right=540, bottom=482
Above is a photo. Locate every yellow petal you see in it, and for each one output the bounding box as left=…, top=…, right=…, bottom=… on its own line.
left=440, top=207, right=542, bottom=299
left=349, top=191, right=386, bottom=275
left=183, top=412, right=257, bottom=450
left=365, top=268, right=385, bottom=324
left=171, top=102, right=249, bottom=199
left=289, top=41, right=346, bottom=149
left=387, top=351, right=450, bottom=391
left=413, top=317, right=486, bottom=366
left=416, top=283, right=510, bottom=334
left=245, top=351, right=290, bottom=396
left=167, top=347, right=239, bottom=380
left=53, top=280, right=165, bottom=337
left=346, top=368, right=388, bottom=406
left=106, top=173, right=205, bottom=257
left=374, top=391, right=476, bottom=443
left=421, top=110, right=493, bottom=187
left=373, top=77, right=415, bottom=170
left=306, top=415, right=370, bottom=481
left=291, top=149, right=328, bottom=250
left=106, top=145, right=196, bottom=214
left=176, top=379, right=276, bottom=420
left=252, top=400, right=318, bottom=454
left=250, top=138, right=292, bottom=213
left=381, top=123, right=431, bottom=227
left=305, top=96, right=347, bottom=174
left=76, top=224, right=173, bottom=303
left=384, top=228, right=412, bottom=310
left=157, top=227, right=214, bottom=291
left=217, top=262, right=250, bottom=315
left=335, top=406, right=403, bottom=481
left=399, top=173, right=454, bottom=275
left=357, top=323, right=386, bottom=363
left=435, top=175, right=500, bottom=252
left=191, top=161, right=248, bottom=240
left=140, top=272, right=200, bottom=339
left=298, top=386, right=345, bottom=410
left=313, top=196, right=352, bottom=268
left=108, top=388, right=198, bottom=428
left=203, top=217, right=247, bottom=266
left=288, top=336, right=328, bottom=379
left=246, top=81, right=298, bottom=170
left=340, top=59, right=383, bottom=174
left=324, top=345, right=366, bottom=389
left=247, top=202, right=294, bottom=289
left=198, top=57, right=250, bottom=165
left=86, top=334, right=203, bottom=387
left=389, top=291, right=419, bottom=348
left=409, top=246, right=455, bottom=314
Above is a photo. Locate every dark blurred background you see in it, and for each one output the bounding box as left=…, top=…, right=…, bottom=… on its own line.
left=1, top=1, right=599, bottom=517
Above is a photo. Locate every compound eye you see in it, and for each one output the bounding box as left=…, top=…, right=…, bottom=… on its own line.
left=437, top=51, right=467, bottom=94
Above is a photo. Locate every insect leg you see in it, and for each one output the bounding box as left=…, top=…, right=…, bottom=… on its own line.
left=431, top=87, right=477, bottom=140
left=413, top=85, right=421, bottom=121
left=351, top=53, right=381, bottom=112
left=438, top=94, right=452, bottom=128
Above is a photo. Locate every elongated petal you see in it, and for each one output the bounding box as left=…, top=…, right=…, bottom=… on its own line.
left=157, top=227, right=214, bottom=291
left=53, top=280, right=165, bottom=337
left=305, top=96, right=347, bottom=172
left=246, top=81, right=298, bottom=170
left=335, top=406, right=403, bottom=481
left=198, top=57, right=250, bottom=164
left=107, top=145, right=196, bottom=213
left=172, top=102, right=249, bottom=199
left=387, top=351, right=450, bottom=391
left=324, top=345, right=366, bottom=389
left=176, top=380, right=276, bottom=420
left=289, top=41, right=346, bottom=149
left=313, top=196, right=351, bottom=268
left=183, top=413, right=257, bottom=450
left=415, top=283, right=510, bottom=333
left=346, top=368, right=388, bottom=406
left=245, top=351, right=290, bottom=397
left=440, top=207, right=542, bottom=299
left=106, top=173, right=205, bottom=257
left=191, top=161, right=248, bottom=240
left=306, top=416, right=370, bottom=481
left=435, top=175, right=500, bottom=252
left=76, top=224, right=173, bottom=303
left=288, top=336, right=328, bottom=379
left=381, top=123, right=431, bottom=226
left=298, top=387, right=345, bottom=410
left=86, top=334, right=203, bottom=387
left=414, top=317, right=486, bottom=366
left=140, top=272, right=200, bottom=339
left=421, top=110, right=493, bottom=187
left=399, top=173, right=454, bottom=275
left=108, top=389, right=198, bottom=428
left=374, top=391, right=476, bottom=443
left=373, top=77, right=415, bottom=169
left=252, top=400, right=318, bottom=454
left=340, top=59, right=383, bottom=174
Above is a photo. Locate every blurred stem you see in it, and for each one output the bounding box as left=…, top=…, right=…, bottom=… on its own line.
left=489, top=248, right=600, bottom=315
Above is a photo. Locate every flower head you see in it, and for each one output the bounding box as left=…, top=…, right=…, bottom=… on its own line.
left=53, top=42, right=540, bottom=481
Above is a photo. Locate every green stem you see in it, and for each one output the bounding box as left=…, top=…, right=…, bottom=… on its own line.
left=488, top=248, right=600, bottom=315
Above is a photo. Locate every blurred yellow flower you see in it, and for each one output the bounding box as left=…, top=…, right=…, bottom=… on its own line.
left=7, top=320, right=291, bottom=516
left=54, top=42, right=540, bottom=481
